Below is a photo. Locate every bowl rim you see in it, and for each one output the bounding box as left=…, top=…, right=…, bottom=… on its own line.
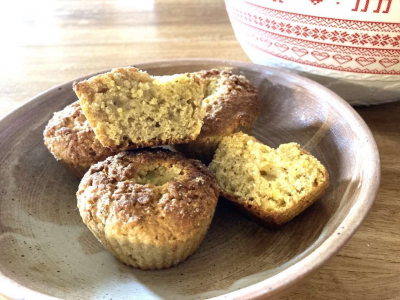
left=0, top=59, right=381, bottom=300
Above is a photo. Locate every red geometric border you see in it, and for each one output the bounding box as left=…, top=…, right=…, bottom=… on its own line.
left=227, top=6, right=400, bottom=48
left=231, top=16, right=400, bottom=58
left=244, top=41, right=400, bottom=75
left=240, top=1, right=400, bottom=33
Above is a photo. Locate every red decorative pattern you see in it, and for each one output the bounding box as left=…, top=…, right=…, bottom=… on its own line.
left=233, top=17, right=400, bottom=58
left=292, top=47, right=309, bottom=57
left=311, top=51, right=329, bottom=61
left=275, top=42, right=289, bottom=52
left=355, top=57, right=376, bottom=66
left=333, top=54, right=353, bottom=64
left=379, top=58, right=400, bottom=68
left=230, top=2, right=400, bottom=32
left=245, top=41, right=400, bottom=74
left=310, top=0, right=324, bottom=5
left=227, top=1, right=400, bottom=75
left=227, top=5, right=400, bottom=47
left=351, top=0, right=393, bottom=13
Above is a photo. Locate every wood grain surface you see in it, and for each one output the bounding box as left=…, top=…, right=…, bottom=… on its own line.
left=0, top=0, right=399, bottom=299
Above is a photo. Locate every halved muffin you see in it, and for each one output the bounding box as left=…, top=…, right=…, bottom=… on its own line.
left=43, top=101, right=116, bottom=178
left=45, top=69, right=260, bottom=177
left=73, top=67, right=205, bottom=151
left=77, top=149, right=219, bottom=270
left=175, top=69, right=260, bottom=163
left=209, top=132, right=329, bottom=226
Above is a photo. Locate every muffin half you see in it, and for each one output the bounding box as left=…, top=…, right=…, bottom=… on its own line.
left=77, top=149, right=219, bottom=270
left=73, top=67, right=205, bottom=151
left=44, top=101, right=116, bottom=178
left=209, top=132, right=329, bottom=227
left=175, top=69, right=261, bottom=163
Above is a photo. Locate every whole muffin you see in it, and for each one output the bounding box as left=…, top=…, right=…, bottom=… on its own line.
left=44, top=101, right=116, bottom=178
left=77, top=149, right=219, bottom=270
left=174, top=69, right=261, bottom=163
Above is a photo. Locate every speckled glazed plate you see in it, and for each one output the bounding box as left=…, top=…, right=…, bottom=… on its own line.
left=0, top=60, right=380, bottom=300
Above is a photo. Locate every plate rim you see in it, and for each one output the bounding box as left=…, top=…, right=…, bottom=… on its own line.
left=0, top=59, right=381, bottom=300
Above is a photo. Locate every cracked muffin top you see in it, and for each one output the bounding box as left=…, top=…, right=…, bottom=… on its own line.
left=43, top=101, right=115, bottom=177
left=195, top=69, right=260, bottom=138
left=175, top=69, right=261, bottom=163
left=77, top=149, right=219, bottom=245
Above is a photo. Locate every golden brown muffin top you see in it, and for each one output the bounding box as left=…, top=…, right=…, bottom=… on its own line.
left=77, top=149, right=219, bottom=244
left=194, top=69, right=260, bottom=137
left=43, top=101, right=114, bottom=169
left=73, top=67, right=153, bottom=99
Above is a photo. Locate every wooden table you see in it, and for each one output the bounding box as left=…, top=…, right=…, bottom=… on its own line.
left=1, top=0, right=399, bottom=299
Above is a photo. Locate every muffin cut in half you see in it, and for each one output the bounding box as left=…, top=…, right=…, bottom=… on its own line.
left=209, top=132, right=329, bottom=227
left=44, top=101, right=116, bottom=178
left=73, top=67, right=205, bottom=150
left=175, top=69, right=260, bottom=163
left=77, top=149, right=219, bottom=270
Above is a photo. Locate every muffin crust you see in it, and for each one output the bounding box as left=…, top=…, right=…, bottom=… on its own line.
left=77, top=149, right=219, bottom=269
left=43, top=101, right=115, bottom=177
left=175, top=69, right=261, bottom=163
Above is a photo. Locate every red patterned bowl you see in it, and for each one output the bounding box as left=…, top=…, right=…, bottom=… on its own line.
left=225, top=0, right=400, bottom=105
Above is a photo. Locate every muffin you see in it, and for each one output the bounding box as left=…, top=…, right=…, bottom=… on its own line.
left=77, top=149, right=219, bottom=270
left=73, top=67, right=205, bottom=151
left=175, top=69, right=260, bottom=163
left=44, top=101, right=116, bottom=178
left=209, top=132, right=329, bottom=227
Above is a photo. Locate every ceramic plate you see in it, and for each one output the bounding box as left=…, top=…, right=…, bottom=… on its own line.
left=0, top=60, right=380, bottom=300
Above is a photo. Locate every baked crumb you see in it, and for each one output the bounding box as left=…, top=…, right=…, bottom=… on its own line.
left=73, top=67, right=205, bottom=150
left=209, top=132, right=329, bottom=226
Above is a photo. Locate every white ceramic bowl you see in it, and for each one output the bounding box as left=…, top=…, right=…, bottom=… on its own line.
left=225, top=0, right=400, bottom=105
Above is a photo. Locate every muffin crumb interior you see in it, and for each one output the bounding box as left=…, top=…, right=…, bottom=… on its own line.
left=74, top=67, right=205, bottom=149
left=134, top=165, right=184, bottom=186
left=210, top=132, right=328, bottom=212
